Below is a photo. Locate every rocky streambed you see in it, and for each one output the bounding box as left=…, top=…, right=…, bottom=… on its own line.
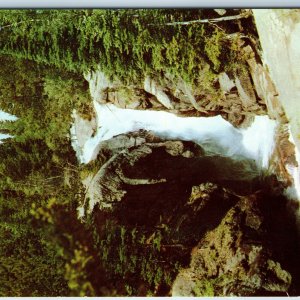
left=70, top=10, right=300, bottom=296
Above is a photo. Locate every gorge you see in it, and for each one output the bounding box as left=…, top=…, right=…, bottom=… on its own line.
left=0, top=8, right=300, bottom=297
left=69, top=9, right=300, bottom=296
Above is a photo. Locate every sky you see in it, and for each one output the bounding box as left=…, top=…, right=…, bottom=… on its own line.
left=0, top=110, right=17, bottom=122
left=0, top=110, right=17, bottom=142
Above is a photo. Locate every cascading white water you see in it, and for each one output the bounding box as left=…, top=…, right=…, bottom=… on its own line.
left=241, top=115, right=278, bottom=169
left=74, top=101, right=278, bottom=169
left=285, top=127, right=300, bottom=201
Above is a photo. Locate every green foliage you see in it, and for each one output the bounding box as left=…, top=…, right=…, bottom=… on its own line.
left=64, top=243, right=95, bottom=296
left=0, top=54, right=90, bottom=156
left=92, top=220, right=181, bottom=294
left=124, top=284, right=134, bottom=296
left=0, top=9, right=245, bottom=86
left=0, top=194, right=69, bottom=296
left=204, top=28, right=224, bottom=72
left=193, top=279, right=215, bottom=297
left=0, top=53, right=91, bottom=296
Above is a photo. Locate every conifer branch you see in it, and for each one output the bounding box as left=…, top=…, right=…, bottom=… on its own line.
left=148, top=11, right=251, bottom=26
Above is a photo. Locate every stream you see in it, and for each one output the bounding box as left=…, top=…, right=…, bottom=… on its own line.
left=73, top=102, right=277, bottom=170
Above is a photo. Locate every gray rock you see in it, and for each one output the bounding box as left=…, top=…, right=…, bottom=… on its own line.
left=234, top=71, right=257, bottom=109
left=218, top=72, right=235, bottom=93
left=144, top=76, right=174, bottom=109
left=71, top=110, right=96, bottom=148
left=247, top=57, right=285, bottom=121
left=84, top=69, right=114, bottom=102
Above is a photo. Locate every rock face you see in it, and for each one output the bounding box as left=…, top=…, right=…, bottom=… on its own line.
left=144, top=77, right=174, bottom=110
left=218, top=72, right=235, bottom=93
left=172, top=194, right=293, bottom=296
left=85, top=47, right=268, bottom=129
left=70, top=110, right=97, bottom=162
left=247, top=57, right=285, bottom=121
left=253, top=9, right=300, bottom=211
left=81, top=130, right=260, bottom=214
left=253, top=9, right=300, bottom=152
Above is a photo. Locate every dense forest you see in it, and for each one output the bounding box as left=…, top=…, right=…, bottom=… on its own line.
left=1, top=9, right=298, bottom=296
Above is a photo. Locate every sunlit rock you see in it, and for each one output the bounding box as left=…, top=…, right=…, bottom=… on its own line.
left=234, top=70, right=257, bottom=109
left=218, top=72, right=235, bottom=94
left=144, top=76, right=174, bottom=110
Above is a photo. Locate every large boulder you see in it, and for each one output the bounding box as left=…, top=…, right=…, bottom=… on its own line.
left=80, top=130, right=260, bottom=215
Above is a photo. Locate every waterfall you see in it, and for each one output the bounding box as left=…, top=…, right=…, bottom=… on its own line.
left=285, top=127, right=300, bottom=201
left=73, top=102, right=277, bottom=169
